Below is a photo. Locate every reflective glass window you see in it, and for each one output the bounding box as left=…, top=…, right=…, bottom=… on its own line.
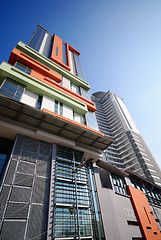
left=28, top=26, right=46, bottom=52
left=0, top=154, right=7, bottom=175
left=0, top=79, right=24, bottom=101
left=62, top=42, right=67, bottom=65
left=14, top=62, right=31, bottom=75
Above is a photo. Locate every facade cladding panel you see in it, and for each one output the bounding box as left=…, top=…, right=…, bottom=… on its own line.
left=0, top=135, right=52, bottom=240
left=92, top=91, right=161, bottom=186
left=0, top=25, right=161, bottom=240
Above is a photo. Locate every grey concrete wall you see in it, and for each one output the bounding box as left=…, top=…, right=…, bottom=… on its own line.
left=94, top=166, right=142, bottom=240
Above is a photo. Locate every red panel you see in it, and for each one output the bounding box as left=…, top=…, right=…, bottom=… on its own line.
left=127, top=186, right=161, bottom=240
left=50, top=35, right=71, bottom=71
left=8, top=48, right=62, bottom=83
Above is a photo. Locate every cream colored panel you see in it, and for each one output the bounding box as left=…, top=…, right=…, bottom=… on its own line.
left=74, top=112, right=81, bottom=123
left=21, top=90, right=38, bottom=107
left=63, top=104, right=73, bottom=120
left=62, top=76, right=71, bottom=90
left=41, top=95, right=55, bottom=112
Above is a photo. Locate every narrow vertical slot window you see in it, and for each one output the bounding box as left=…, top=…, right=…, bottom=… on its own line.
left=56, top=47, right=58, bottom=56
left=36, top=96, right=42, bottom=109
left=55, top=100, right=58, bottom=114
left=62, top=42, right=67, bottom=65
left=60, top=102, right=63, bottom=116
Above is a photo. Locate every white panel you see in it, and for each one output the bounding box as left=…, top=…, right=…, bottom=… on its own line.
left=41, top=96, right=55, bottom=112
left=20, top=90, right=38, bottom=107
left=62, top=76, right=71, bottom=90
left=74, top=112, right=81, bottom=123
left=39, top=32, right=48, bottom=54
left=117, top=97, right=140, bottom=133
left=69, top=50, right=74, bottom=74
left=71, top=84, right=77, bottom=93
left=63, top=104, right=73, bottom=120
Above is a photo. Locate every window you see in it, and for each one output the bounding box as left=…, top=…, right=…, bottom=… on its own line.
left=36, top=96, right=42, bottom=109
left=0, top=154, right=7, bottom=176
left=0, top=79, right=24, bottom=101
left=130, top=178, right=161, bottom=207
left=14, top=62, right=31, bottom=75
left=56, top=47, right=58, bottom=56
left=55, top=100, right=58, bottom=113
left=60, top=102, right=63, bottom=116
left=54, top=100, right=63, bottom=115
left=28, top=26, right=46, bottom=52
left=62, top=42, right=67, bottom=65
left=111, top=173, right=127, bottom=195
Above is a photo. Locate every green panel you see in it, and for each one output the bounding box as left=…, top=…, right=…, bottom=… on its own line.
left=16, top=41, right=90, bottom=90
left=0, top=62, right=88, bottom=115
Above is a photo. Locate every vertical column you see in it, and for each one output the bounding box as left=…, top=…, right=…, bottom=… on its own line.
left=47, top=144, right=56, bottom=240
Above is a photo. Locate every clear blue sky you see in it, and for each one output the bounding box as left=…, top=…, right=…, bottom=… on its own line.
left=1, top=0, right=161, bottom=169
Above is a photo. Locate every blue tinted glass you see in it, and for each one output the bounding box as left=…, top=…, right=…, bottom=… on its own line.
left=55, top=100, right=58, bottom=113
left=74, top=53, right=86, bottom=80
left=41, top=34, right=53, bottom=58
left=56, top=47, right=58, bottom=56
left=36, top=96, right=42, bottom=109
left=0, top=80, right=24, bottom=101
left=0, top=154, right=7, bottom=175
left=14, top=62, right=31, bottom=75
left=80, top=88, right=91, bottom=100
left=28, top=26, right=46, bottom=52
left=86, top=111, right=99, bottom=131
left=62, top=43, right=67, bottom=65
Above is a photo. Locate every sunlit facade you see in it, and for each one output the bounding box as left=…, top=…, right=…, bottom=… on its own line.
left=0, top=25, right=161, bottom=240
left=92, top=91, right=161, bottom=186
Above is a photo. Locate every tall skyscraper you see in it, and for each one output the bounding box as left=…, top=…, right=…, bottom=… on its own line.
left=0, top=25, right=113, bottom=240
left=92, top=91, right=161, bottom=186
left=0, top=25, right=161, bottom=240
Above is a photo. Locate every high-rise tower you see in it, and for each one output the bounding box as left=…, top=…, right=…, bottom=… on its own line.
left=92, top=91, right=161, bottom=186
left=0, top=25, right=113, bottom=240
left=0, top=25, right=161, bottom=240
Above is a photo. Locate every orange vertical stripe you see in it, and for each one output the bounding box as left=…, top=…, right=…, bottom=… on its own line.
left=127, top=186, right=161, bottom=240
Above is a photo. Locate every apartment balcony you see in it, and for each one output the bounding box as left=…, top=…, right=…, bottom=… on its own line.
left=120, top=146, right=133, bottom=155
left=117, top=141, right=131, bottom=151
left=124, top=161, right=140, bottom=171
left=121, top=151, right=135, bottom=160
left=112, top=126, right=123, bottom=134
left=123, top=157, right=137, bottom=165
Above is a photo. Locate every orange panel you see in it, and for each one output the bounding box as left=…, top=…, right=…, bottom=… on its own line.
left=42, top=108, right=105, bottom=136
left=50, top=35, right=71, bottom=71
left=8, top=48, right=62, bottom=83
left=127, top=186, right=161, bottom=240
left=68, top=44, right=80, bottom=55
left=30, top=70, right=96, bottom=112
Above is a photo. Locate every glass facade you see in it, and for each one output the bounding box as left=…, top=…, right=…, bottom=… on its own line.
left=111, top=173, right=127, bottom=195
left=130, top=179, right=161, bottom=207
left=80, top=87, right=91, bottom=101
left=28, top=26, right=46, bottom=52
left=74, top=53, right=86, bottom=80
left=86, top=111, right=99, bottom=131
left=36, top=95, right=42, bottom=109
left=62, top=42, right=67, bottom=65
left=0, top=79, right=24, bottom=101
left=0, top=154, right=7, bottom=176
left=14, top=62, right=31, bottom=75
left=53, top=145, right=104, bottom=239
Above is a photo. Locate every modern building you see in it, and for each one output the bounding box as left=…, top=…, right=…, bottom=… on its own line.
left=0, top=25, right=113, bottom=240
left=92, top=91, right=161, bottom=186
left=0, top=25, right=161, bottom=240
